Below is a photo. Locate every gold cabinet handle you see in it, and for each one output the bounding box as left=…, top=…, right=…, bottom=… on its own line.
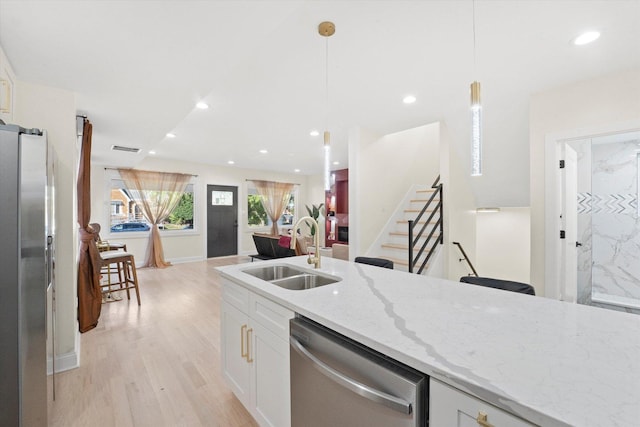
left=246, top=328, right=254, bottom=363
left=240, top=324, right=248, bottom=359
left=477, top=412, right=494, bottom=427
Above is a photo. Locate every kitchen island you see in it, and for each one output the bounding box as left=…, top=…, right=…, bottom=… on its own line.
left=218, top=256, right=640, bottom=427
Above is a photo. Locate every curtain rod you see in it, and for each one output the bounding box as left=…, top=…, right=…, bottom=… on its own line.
left=246, top=179, right=300, bottom=186
left=104, top=167, right=198, bottom=177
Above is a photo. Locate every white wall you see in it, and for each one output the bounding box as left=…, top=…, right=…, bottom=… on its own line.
left=14, top=81, right=79, bottom=368
left=476, top=208, right=530, bottom=284
left=349, top=126, right=378, bottom=260
left=439, top=123, right=477, bottom=281
left=91, top=156, right=323, bottom=263
left=352, top=123, right=440, bottom=257
left=530, top=68, right=640, bottom=297
left=0, top=45, right=17, bottom=124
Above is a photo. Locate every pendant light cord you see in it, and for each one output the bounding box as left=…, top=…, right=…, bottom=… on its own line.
left=472, top=0, right=477, bottom=78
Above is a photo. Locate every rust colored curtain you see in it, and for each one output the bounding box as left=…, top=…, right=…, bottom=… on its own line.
left=77, top=119, right=103, bottom=333
left=119, top=169, right=191, bottom=268
left=252, top=180, right=294, bottom=235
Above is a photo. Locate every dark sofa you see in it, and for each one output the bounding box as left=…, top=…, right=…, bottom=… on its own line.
left=249, top=233, right=298, bottom=261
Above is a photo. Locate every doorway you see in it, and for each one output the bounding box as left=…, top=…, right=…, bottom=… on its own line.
left=207, top=185, right=238, bottom=258
left=558, top=132, right=640, bottom=314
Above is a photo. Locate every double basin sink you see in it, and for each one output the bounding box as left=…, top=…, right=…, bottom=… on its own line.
left=242, top=264, right=340, bottom=290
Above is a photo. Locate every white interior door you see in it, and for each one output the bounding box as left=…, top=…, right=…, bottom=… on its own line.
left=561, top=144, right=578, bottom=302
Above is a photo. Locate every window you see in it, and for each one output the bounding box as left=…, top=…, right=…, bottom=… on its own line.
left=212, top=190, right=233, bottom=206
left=109, top=178, right=196, bottom=233
left=247, top=185, right=297, bottom=229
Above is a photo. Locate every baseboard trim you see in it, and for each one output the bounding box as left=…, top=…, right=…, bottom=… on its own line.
left=47, top=349, right=79, bottom=375
left=592, top=292, right=640, bottom=310
left=167, top=256, right=205, bottom=264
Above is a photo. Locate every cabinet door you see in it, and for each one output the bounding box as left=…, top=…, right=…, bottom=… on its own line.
left=251, top=321, right=291, bottom=427
left=430, top=379, right=535, bottom=427
left=221, top=301, right=251, bottom=407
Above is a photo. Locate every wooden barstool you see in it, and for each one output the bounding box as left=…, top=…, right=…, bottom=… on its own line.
left=91, top=223, right=127, bottom=252
left=100, top=250, right=141, bottom=305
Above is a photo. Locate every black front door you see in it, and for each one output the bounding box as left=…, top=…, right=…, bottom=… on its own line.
left=207, top=185, right=238, bottom=258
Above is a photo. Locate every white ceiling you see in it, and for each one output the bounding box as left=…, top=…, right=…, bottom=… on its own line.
left=1, top=0, right=639, bottom=206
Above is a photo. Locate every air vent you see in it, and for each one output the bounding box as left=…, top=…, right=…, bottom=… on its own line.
left=111, top=145, right=141, bottom=153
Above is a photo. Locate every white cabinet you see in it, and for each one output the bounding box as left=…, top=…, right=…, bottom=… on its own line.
left=0, top=46, right=16, bottom=124
left=221, top=279, right=294, bottom=427
left=221, top=300, right=251, bottom=406
left=430, top=379, right=535, bottom=427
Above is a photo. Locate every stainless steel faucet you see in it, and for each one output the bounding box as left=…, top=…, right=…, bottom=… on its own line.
left=290, top=216, right=321, bottom=268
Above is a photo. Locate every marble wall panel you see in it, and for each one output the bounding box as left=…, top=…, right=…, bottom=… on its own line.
left=591, top=140, right=640, bottom=306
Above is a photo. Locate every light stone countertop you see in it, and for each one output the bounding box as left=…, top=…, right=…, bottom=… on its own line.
left=217, top=256, right=640, bottom=427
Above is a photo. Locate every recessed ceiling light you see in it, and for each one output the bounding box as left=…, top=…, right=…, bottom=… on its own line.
left=148, top=150, right=156, bottom=155
left=294, top=169, right=301, bottom=173
left=403, top=95, right=417, bottom=104
left=333, top=161, right=340, bottom=165
left=573, top=31, right=600, bottom=46
left=310, top=130, right=320, bottom=137
left=227, top=160, right=235, bottom=165
left=166, top=132, right=176, bottom=138
left=196, top=102, right=209, bottom=109
left=259, top=149, right=268, bottom=154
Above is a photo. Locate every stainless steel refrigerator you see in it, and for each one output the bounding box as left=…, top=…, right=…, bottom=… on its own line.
left=0, top=123, right=51, bottom=426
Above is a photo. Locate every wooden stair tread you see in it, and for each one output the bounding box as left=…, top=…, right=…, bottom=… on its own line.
left=389, top=231, right=432, bottom=237
left=396, top=219, right=438, bottom=224
left=382, top=243, right=410, bottom=250
left=376, top=256, right=409, bottom=266
left=410, top=199, right=439, bottom=203
left=382, top=243, right=437, bottom=251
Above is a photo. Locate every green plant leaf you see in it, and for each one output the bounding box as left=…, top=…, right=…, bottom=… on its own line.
left=303, top=203, right=325, bottom=236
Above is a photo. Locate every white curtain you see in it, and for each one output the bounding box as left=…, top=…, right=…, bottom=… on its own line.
left=119, top=169, right=191, bottom=268
left=252, top=180, right=294, bottom=235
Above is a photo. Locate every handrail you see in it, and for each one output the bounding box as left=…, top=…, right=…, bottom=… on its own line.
left=452, top=241, right=478, bottom=277
left=408, top=175, right=443, bottom=274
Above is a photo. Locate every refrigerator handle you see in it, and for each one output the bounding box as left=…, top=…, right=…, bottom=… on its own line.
left=46, top=235, right=53, bottom=287
left=290, top=335, right=413, bottom=415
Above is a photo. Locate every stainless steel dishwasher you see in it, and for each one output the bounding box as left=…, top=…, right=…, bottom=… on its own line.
left=290, top=317, right=428, bottom=427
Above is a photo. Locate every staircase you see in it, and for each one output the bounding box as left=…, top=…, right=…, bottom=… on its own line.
left=369, top=182, right=442, bottom=273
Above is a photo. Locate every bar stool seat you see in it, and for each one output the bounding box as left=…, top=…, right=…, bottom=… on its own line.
left=98, top=241, right=127, bottom=252
left=355, top=256, right=394, bottom=269
left=459, top=276, right=535, bottom=295
left=100, top=250, right=141, bottom=304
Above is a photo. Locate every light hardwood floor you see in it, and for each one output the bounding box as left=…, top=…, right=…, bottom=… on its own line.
left=49, top=256, right=258, bottom=427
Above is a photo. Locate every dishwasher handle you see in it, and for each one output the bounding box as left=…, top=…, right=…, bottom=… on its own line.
left=290, top=335, right=413, bottom=415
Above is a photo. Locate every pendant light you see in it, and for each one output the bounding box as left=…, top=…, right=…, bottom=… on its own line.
left=319, top=21, right=335, bottom=191
left=470, top=0, right=482, bottom=176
